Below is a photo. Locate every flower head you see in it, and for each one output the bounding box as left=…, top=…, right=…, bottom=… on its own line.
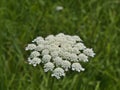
left=25, top=33, right=95, bottom=79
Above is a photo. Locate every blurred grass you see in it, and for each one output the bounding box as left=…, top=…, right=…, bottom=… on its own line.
left=0, top=0, right=120, bottom=90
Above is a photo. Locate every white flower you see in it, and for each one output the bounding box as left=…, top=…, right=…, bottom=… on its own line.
left=56, top=33, right=65, bottom=37
left=32, top=36, right=44, bottom=45
left=53, top=57, right=63, bottom=66
left=59, top=51, right=70, bottom=60
left=72, top=63, right=85, bottom=72
left=51, top=67, right=65, bottom=79
left=42, top=55, right=51, bottom=63
left=65, top=35, right=76, bottom=45
left=61, top=60, right=71, bottom=71
left=28, top=57, right=41, bottom=66
left=83, top=48, right=95, bottom=57
left=61, top=43, right=72, bottom=48
left=44, top=62, right=55, bottom=72
left=45, top=35, right=55, bottom=41
left=56, top=6, right=63, bottom=11
left=72, top=35, right=82, bottom=42
left=25, top=44, right=36, bottom=50
left=44, top=45, right=50, bottom=50
left=41, top=49, right=49, bottom=55
left=50, top=51, right=59, bottom=58
left=48, top=44, right=59, bottom=52
left=61, top=43, right=72, bottom=50
left=35, top=44, right=44, bottom=51
left=78, top=53, right=88, bottom=62
left=32, top=36, right=44, bottom=42
left=30, top=51, right=40, bottom=58
left=74, top=43, right=86, bottom=50
left=26, top=33, right=95, bottom=79
left=71, top=47, right=80, bottom=54
left=69, top=53, right=78, bottom=62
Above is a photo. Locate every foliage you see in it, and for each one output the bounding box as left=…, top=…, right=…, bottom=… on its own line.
left=0, top=0, right=120, bottom=90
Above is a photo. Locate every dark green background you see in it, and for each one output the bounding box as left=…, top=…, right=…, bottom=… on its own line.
left=0, top=0, right=120, bottom=90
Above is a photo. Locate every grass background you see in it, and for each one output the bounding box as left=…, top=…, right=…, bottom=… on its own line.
left=0, top=0, right=120, bottom=90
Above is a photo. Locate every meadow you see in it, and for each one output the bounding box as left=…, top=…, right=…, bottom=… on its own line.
left=0, top=0, right=120, bottom=90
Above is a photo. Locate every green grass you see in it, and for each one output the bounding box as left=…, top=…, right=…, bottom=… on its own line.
left=0, top=0, right=120, bottom=90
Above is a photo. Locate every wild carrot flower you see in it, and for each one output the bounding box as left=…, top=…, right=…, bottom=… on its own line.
left=25, top=33, right=95, bottom=79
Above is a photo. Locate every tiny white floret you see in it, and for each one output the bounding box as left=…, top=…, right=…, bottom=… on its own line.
left=28, top=57, right=41, bottom=66
left=78, top=53, right=88, bottom=62
left=50, top=51, right=59, bottom=58
left=83, top=48, right=95, bottom=57
left=74, top=43, right=86, bottom=50
left=41, top=49, right=49, bottom=55
left=69, top=53, right=78, bottom=62
left=42, top=55, right=51, bottom=63
left=61, top=60, right=71, bottom=71
left=35, top=44, right=44, bottom=51
left=72, top=63, right=85, bottom=72
left=44, top=62, right=55, bottom=72
left=72, top=35, right=82, bottom=41
left=25, top=44, right=36, bottom=50
left=32, top=36, right=44, bottom=45
left=51, top=67, right=65, bottom=79
left=30, top=51, right=40, bottom=58
left=53, top=57, right=63, bottom=66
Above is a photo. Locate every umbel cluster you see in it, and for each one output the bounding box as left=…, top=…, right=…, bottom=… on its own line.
left=25, top=33, right=95, bottom=79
